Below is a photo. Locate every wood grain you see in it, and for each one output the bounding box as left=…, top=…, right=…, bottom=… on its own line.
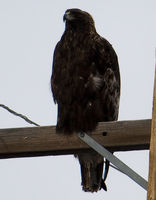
left=0, top=119, right=151, bottom=159
left=147, top=66, right=156, bottom=200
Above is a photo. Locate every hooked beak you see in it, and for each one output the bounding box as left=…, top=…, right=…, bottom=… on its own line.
left=63, top=13, right=67, bottom=22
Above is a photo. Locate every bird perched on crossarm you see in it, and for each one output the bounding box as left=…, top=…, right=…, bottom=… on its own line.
left=51, top=8, right=120, bottom=192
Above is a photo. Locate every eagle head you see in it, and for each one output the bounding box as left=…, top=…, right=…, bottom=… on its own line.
left=63, top=8, right=95, bottom=31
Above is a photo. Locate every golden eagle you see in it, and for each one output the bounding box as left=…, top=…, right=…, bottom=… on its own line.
left=51, top=8, right=120, bottom=192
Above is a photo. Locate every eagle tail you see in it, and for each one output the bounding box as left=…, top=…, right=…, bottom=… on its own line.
left=78, top=152, right=108, bottom=192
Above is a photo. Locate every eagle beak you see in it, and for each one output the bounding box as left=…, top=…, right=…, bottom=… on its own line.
left=63, top=13, right=67, bottom=22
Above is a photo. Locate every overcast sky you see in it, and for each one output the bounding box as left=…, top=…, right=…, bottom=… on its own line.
left=0, top=0, right=156, bottom=200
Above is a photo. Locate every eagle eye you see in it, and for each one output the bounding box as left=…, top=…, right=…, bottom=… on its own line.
left=63, top=11, right=75, bottom=22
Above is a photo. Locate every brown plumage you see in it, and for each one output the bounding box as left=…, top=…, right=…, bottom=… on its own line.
left=51, top=8, right=120, bottom=192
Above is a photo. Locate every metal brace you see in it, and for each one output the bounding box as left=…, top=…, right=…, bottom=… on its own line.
left=78, top=132, right=148, bottom=191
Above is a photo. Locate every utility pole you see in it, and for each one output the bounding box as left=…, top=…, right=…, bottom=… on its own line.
left=147, top=56, right=156, bottom=200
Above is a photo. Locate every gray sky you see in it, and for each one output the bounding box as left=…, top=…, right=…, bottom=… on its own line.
left=0, top=0, right=156, bottom=199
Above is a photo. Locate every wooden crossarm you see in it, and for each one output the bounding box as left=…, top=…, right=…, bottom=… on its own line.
left=0, top=119, right=151, bottom=159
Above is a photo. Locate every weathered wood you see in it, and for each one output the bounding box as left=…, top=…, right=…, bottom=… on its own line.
left=0, top=119, right=151, bottom=159
left=147, top=66, right=156, bottom=199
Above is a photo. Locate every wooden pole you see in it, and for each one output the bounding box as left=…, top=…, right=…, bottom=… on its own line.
left=147, top=54, right=156, bottom=200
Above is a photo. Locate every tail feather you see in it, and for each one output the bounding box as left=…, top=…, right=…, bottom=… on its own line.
left=80, top=160, right=104, bottom=192
left=77, top=151, right=109, bottom=192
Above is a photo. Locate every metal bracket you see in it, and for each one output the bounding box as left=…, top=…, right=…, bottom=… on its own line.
left=78, top=132, right=148, bottom=191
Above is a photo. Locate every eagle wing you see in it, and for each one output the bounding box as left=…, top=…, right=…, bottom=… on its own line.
left=51, top=41, right=62, bottom=104
left=88, top=35, right=120, bottom=121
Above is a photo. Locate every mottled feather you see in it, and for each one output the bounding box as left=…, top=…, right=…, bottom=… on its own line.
left=51, top=8, right=120, bottom=192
